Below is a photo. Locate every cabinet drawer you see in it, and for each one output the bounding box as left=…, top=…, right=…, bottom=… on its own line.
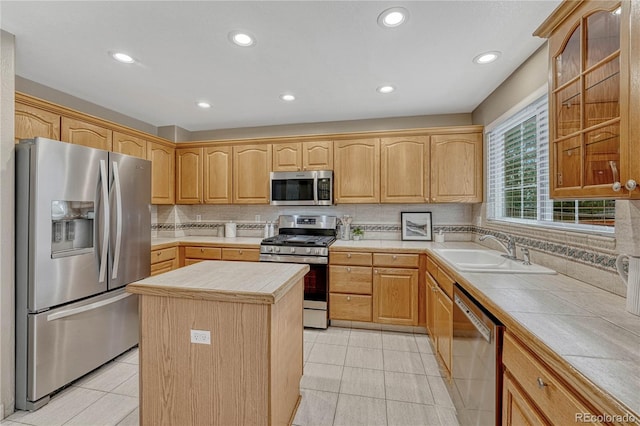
left=150, top=259, right=175, bottom=276
left=184, top=258, right=203, bottom=266
left=426, top=257, right=438, bottom=279
left=151, top=247, right=177, bottom=265
left=330, top=252, right=372, bottom=266
left=329, top=293, right=372, bottom=322
left=184, top=246, right=222, bottom=260
left=373, top=253, right=419, bottom=268
left=329, top=266, right=372, bottom=294
left=503, top=333, right=602, bottom=426
left=222, top=248, right=260, bottom=262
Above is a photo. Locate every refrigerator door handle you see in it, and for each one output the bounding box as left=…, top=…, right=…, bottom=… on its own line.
left=98, top=160, right=109, bottom=283
left=46, top=292, right=133, bottom=321
left=111, top=161, right=123, bottom=280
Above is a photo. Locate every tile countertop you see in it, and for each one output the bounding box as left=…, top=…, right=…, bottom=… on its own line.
left=151, top=237, right=639, bottom=418
left=424, top=242, right=640, bottom=422
left=128, top=260, right=309, bottom=304
left=151, top=236, right=264, bottom=249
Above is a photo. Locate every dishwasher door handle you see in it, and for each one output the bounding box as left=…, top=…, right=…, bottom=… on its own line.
left=454, top=293, right=492, bottom=343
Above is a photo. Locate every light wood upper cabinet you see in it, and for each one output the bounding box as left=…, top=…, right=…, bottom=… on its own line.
left=272, top=140, right=333, bottom=171
left=303, top=140, right=333, bottom=170
left=147, top=142, right=175, bottom=205
left=15, top=103, right=60, bottom=143
left=430, top=133, right=483, bottom=203
left=176, top=148, right=203, bottom=204
left=232, top=144, right=272, bottom=204
left=272, top=142, right=302, bottom=171
left=536, top=1, right=639, bottom=199
left=61, top=117, right=112, bottom=151
left=381, top=136, right=429, bottom=203
left=334, top=138, right=380, bottom=203
left=113, top=131, right=147, bottom=159
left=204, top=146, right=232, bottom=204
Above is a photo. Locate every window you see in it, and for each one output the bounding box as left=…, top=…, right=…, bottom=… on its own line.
left=487, top=91, right=615, bottom=232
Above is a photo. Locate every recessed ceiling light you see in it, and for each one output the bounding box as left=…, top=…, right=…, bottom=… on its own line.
left=110, top=52, right=135, bottom=64
left=376, top=85, right=396, bottom=94
left=378, top=7, right=409, bottom=28
left=229, top=31, right=255, bottom=47
left=473, top=51, right=501, bottom=64
left=197, top=101, right=211, bottom=109
left=280, top=94, right=296, bottom=102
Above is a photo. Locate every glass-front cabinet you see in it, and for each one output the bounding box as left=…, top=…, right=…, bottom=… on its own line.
left=536, top=0, right=639, bottom=199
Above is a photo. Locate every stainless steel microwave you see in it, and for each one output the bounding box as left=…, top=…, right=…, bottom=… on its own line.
left=270, top=170, right=333, bottom=206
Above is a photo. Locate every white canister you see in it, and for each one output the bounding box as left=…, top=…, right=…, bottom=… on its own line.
left=616, top=254, right=640, bottom=316
left=225, top=221, right=237, bottom=238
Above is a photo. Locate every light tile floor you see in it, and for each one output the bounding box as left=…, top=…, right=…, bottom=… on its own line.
left=3, top=327, right=459, bottom=426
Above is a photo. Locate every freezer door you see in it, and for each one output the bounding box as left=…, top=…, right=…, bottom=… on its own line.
left=108, top=152, right=151, bottom=289
left=25, top=289, right=138, bottom=404
left=17, top=138, right=109, bottom=311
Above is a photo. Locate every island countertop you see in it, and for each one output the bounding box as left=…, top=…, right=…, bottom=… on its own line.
left=127, top=260, right=309, bottom=304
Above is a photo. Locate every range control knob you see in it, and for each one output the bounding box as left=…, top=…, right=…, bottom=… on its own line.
left=274, top=247, right=280, bottom=253
left=290, top=247, right=296, bottom=253
left=305, top=247, right=312, bottom=254
left=267, top=246, right=273, bottom=253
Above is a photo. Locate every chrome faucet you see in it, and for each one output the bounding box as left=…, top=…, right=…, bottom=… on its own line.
left=479, top=234, right=517, bottom=259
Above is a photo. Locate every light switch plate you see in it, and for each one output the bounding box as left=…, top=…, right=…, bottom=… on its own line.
left=190, top=329, right=211, bottom=345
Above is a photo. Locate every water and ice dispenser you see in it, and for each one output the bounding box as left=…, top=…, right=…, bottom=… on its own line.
left=51, top=200, right=94, bottom=258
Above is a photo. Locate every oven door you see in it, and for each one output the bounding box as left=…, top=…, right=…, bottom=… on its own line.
left=270, top=171, right=316, bottom=205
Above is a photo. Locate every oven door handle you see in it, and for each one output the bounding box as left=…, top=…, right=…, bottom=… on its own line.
left=454, top=294, right=492, bottom=342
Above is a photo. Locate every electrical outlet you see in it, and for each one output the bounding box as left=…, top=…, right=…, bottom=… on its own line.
left=255, top=215, right=261, bottom=222
left=190, top=329, right=211, bottom=345
left=196, top=214, right=202, bottom=222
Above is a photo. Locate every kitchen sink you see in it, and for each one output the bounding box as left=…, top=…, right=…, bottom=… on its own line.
left=433, top=248, right=556, bottom=274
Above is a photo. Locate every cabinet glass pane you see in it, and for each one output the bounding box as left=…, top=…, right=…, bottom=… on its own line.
left=556, top=26, right=581, bottom=87
left=586, top=9, right=620, bottom=68
left=555, top=81, right=581, bottom=137
left=554, top=137, right=581, bottom=188
left=584, top=123, right=619, bottom=186
left=584, top=57, right=619, bottom=128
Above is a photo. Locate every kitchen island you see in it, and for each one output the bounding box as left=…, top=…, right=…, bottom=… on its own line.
left=126, top=260, right=309, bottom=426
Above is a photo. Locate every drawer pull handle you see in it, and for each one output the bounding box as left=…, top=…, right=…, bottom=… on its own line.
left=156, top=252, right=161, bottom=256
left=347, top=267, right=351, bottom=272
left=239, top=250, right=243, bottom=254
left=347, top=253, right=352, bottom=258
left=200, top=248, right=204, bottom=253
left=347, top=296, right=351, bottom=301
left=392, top=255, right=397, bottom=260
left=536, top=377, right=547, bottom=389
left=374, top=269, right=378, bottom=274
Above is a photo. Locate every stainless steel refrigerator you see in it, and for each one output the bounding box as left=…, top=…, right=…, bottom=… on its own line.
left=15, top=137, right=151, bottom=410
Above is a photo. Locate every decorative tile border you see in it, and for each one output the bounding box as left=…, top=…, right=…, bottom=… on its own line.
left=474, top=227, right=618, bottom=273
left=151, top=221, right=618, bottom=272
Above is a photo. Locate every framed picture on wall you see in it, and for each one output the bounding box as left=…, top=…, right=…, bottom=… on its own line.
left=401, top=212, right=433, bottom=241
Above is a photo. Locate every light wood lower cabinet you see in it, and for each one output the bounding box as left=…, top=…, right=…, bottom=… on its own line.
left=221, top=248, right=260, bottom=262
left=502, top=332, right=606, bottom=425
left=15, top=103, right=60, bottom=143
left=150, top=246, right=178, bottom=276
left=61, top=117, right=112, bottom=151
left=426, top=256, right=454, bottom=377
left=503, top=371, right=550, bottom=426
left=329, top=251, right=419, bottom=326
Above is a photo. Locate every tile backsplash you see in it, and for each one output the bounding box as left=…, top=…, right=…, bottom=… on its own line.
left=152, top=201, right=633, bottom=296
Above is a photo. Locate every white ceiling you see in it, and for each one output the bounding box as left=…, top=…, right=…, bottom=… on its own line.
left=1, top=1, right=561, bottom=132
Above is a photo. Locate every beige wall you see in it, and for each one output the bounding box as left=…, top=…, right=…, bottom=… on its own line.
left=0, top=30, right=16, bottom=418
left=471, top=44, right=548, bottom=127
left=16, top=76, right=158, bottom=136
left=186, top=113, right=473, bottom=142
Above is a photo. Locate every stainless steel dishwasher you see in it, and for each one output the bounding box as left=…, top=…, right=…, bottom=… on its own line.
left=450, top=284, right=504, bottom=426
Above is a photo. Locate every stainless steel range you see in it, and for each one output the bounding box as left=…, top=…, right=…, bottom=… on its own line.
left=260, top=215, right=337, bottom=329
